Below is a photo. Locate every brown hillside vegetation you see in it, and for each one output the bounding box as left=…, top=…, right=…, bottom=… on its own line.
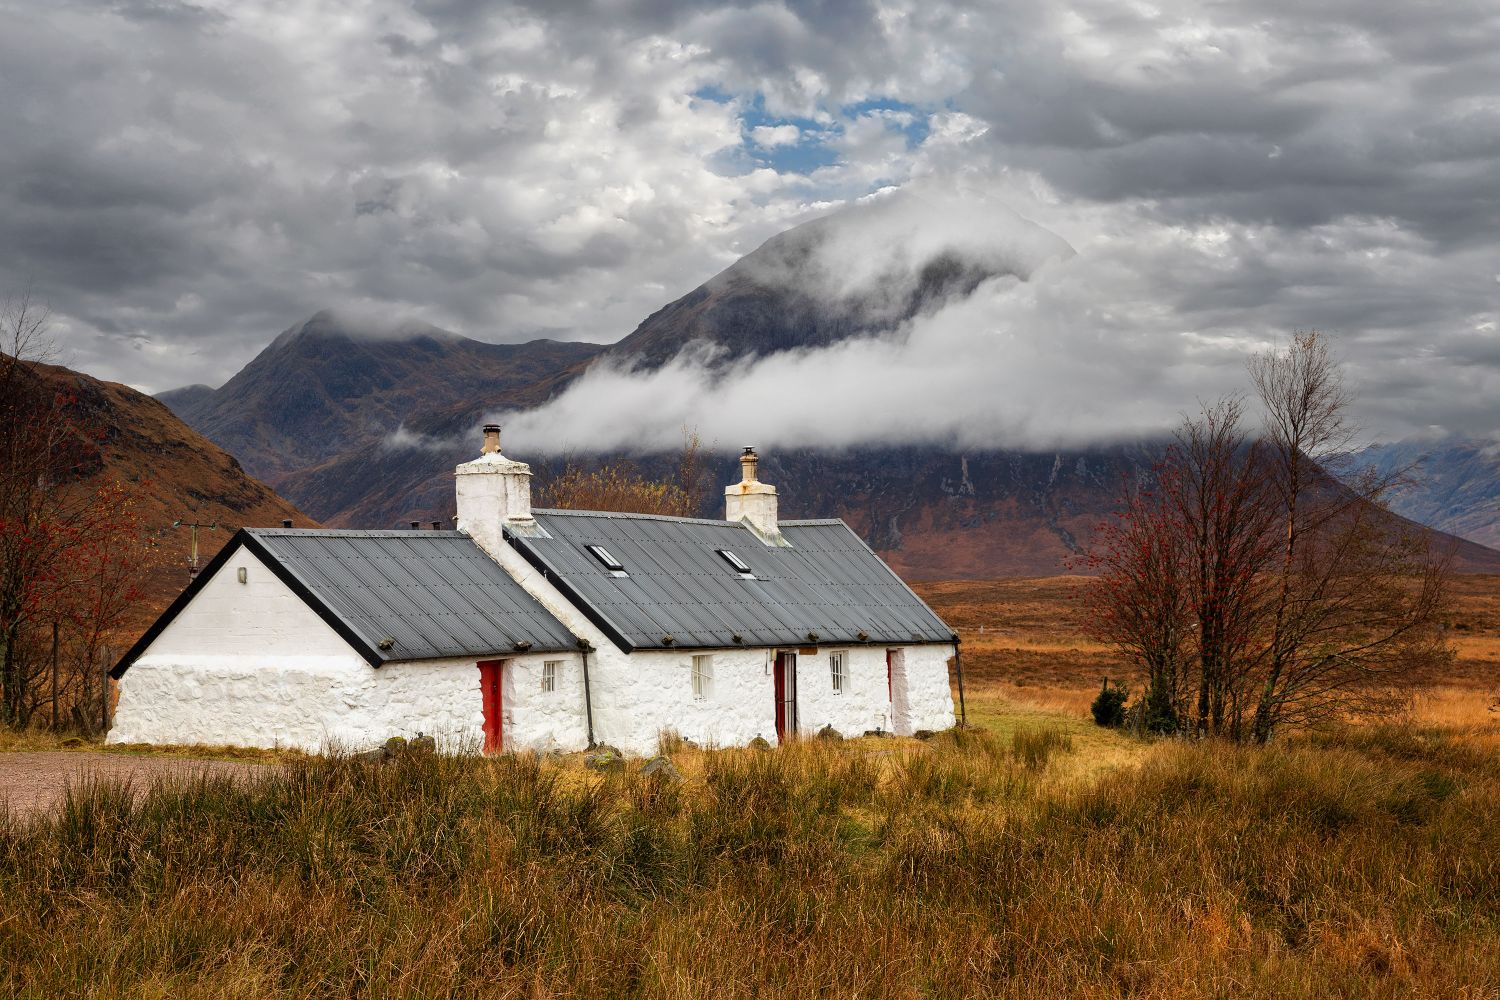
left=23, top=359, right=315, bottom=623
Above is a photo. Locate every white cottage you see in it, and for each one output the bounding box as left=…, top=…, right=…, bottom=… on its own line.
left=109, top=428, right=960, bottom=756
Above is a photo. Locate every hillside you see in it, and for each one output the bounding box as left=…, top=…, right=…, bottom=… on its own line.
left=156, top=311, right=603, bottom=483
left=25, top=358, right=314, bottom=615
left=1350, top=436, right=1500, bottom=550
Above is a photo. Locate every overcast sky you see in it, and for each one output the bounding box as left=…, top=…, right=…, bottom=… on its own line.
left=2, top=0, right=1497, bottom=445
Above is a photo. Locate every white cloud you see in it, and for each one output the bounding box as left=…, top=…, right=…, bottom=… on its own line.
left=749, top=124, right=801, bottom=147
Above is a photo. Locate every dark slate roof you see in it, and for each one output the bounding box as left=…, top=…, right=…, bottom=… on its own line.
left=112, top=528, right=579, bottom=677
left=504, top=510, right=955, bottom=653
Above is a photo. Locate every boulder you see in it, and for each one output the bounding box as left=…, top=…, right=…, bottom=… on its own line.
left=383, top=735, right=408, bottom=759
left=584, top=746, right=625, bottom=773
left=816, top=725, right=844, bottom=742
left=913, top=730, right=937, bottom=741
left=409, top=734, right=437, bottom=756
left=640, top=755, right=683, bottom=783
left=748, top=736, right=772, bottom=751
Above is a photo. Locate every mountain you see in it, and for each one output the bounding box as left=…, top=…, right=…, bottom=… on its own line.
left=156, top=310, right=604, bottom=484
left=1349, top=436, right=1500, bottom=550
left=21, top=357, right=314, bottom=616
left=599, top=195, right=1074, bottom=371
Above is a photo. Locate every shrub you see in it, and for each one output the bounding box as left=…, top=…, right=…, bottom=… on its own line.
left=1091, top=678, right=1129, bottom=727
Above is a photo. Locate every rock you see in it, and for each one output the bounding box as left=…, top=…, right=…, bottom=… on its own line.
left=914, top=730, right=937, bottom=741
left=353, top=748, right=387, bottom=763
left=640, top=755, right=683, bottom=783
left=60, top=736, right=86, bottom=748
left=862, top=729, right=893, bottom=738
left=816, top=725, right=844, bottom=742
left=383, top=735, right=408, bottom=759
left=748, top=736, right=772, bottom=751
left=584, top=746, right=624, bottom=773
left=409, top=734, right=437, bottom=756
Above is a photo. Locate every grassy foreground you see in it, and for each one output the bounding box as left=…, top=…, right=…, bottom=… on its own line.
left=3, top=720, right=1499, bottom=998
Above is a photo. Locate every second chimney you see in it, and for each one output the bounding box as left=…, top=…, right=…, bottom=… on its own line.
left=454, top=424, right=534, bottom=560
left=725, top=446, right=781, bottom=543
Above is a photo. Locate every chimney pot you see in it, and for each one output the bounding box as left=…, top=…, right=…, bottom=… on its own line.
left=281, top=519, right=292, bottom=529
left=410, top=521, right=420, bottom=530
left=481, top=424, right=502, bottom=455
left=431, top=521, right=441, bottom=530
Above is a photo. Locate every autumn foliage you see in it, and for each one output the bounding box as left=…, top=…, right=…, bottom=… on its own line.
left=0, top=294, right=156, bottom=731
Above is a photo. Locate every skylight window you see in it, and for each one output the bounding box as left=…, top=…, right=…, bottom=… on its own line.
left=585, top=544, right=625, bottom=572
left=717, top=549, right=753, bottom=575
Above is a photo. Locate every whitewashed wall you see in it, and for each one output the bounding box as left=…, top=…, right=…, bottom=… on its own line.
left=891, top=645, right=959, bottom=735
left=108, top=546, right=588, bottom=752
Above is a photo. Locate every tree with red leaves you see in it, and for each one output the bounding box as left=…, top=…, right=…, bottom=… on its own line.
left=0, top=293, right=154, bottom=730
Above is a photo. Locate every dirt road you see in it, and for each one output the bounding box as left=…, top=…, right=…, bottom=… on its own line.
left=0, top=752, right=272, bottom=821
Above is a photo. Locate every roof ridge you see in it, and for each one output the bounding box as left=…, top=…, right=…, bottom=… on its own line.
left=532, top=508, right=737, bottom=525
left=245, top=528, right=468, bottom=538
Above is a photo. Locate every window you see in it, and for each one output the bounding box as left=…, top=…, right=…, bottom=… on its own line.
left=716, top=549, right=753, bottom=575
left=691, top=654, right=713, bottom=700
left=585, top=544, right=624, bottom=571
left=829, top=651, right=847, bottom=695
left=541, top=660, right=560, bottom=693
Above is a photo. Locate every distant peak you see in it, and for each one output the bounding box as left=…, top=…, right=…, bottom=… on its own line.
left=271, top=308, right=461, bottom=348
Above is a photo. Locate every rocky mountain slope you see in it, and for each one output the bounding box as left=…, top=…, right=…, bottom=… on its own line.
left=1349, top=436, right=1500, bottom=550
left=158, top=311, right=603, bottom=484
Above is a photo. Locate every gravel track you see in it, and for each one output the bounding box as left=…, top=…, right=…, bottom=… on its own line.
left=0, top=752, right=272, bottom=821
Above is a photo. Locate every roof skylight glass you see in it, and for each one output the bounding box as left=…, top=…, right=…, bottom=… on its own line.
left=585, top=544, right=624, bottom=571
left=717, top=549, right=753, bottom=574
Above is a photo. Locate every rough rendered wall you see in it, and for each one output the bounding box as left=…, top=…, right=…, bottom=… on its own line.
left=108, top=546, right=587, bottom=752
left=589, top=648, right=780, bottom=755
left=795, top=647, right=897, bottom=738
left=899, top=644, right=958, bottom=734
left=502, top=654, right=589, bottom=752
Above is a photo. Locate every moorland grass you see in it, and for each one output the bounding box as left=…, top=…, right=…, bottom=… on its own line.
left=2, top=722, right=1498, bottom=998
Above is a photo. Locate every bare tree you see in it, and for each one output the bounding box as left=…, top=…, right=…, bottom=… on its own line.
left=1089, top=333, right=1450, bottom=743
left=1246, top=332, right=1449, bottom=741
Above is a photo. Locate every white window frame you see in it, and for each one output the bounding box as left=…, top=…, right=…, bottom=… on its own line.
left=829, top=651, right=847, bottom=695
left=541, top=660, right=560, bottom=693
left=691, top=654, right=713, bottom=700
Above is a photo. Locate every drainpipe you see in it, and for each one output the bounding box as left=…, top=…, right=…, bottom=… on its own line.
left=579, top=639, right=597, bottom=748
left=953, top=636, right=967, bottom=727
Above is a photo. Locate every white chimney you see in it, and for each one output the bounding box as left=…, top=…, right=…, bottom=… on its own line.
left=725, top=446, right=781, bottom=543
left=455, top=424, right=533, bottom=558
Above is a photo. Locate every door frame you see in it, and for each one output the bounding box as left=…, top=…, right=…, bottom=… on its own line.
left=773, top=650, right=799, bottom=742
left=477, top=658, right=505, bottom=752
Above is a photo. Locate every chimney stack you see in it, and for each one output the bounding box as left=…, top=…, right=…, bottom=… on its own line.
left=454, top=424, right=534, bottom=560
left=281, top=519, right=292, bottom=529
left=725, top=446, right=781, bottom=543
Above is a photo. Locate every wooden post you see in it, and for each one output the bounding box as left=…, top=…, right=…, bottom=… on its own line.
left=50, top=620, right=59, bottom=731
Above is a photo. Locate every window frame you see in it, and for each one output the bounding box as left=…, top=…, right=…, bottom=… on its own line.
left=691, top=654, right=714, bottom=700
left=829, top=650, right=847, bottom=695
left=584, top=544, right=625, bottom=572
left=716, top=548, right=753, bottom=575
left=541, top=660, right=561, bottom=693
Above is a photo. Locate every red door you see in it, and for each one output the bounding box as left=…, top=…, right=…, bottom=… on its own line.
left=773, top=652, right=798, bottom=742
left=478, top=659, right=504, bottom=752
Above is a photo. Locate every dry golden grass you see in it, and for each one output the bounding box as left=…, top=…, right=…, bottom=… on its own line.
left=916, top=574, right=1500, bottom=716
